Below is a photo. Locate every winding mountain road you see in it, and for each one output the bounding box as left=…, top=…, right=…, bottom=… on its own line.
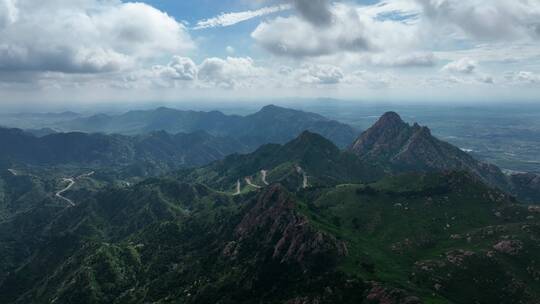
left=233, top=180, right=241, bottom=196
left=245, top=177, right=262, bottom=189
left=77, top=171, right=95, bottom=179
left=261, top=170, right=269, bottom=186
left=56, top=178, right=76, bottom=207
left=55, top=171, right=95, bottom=207
left=295, top=165, right=309, bottom=189
left=231, top=165, right=308, bottom=195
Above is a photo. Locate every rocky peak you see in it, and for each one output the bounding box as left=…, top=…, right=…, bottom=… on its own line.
left=350, top=110, right=451, bottom=165
left=349, top=111, right=513, bottom=196
left=407, top=125, right=433, bottom=146
left=413, top=123, right=432, bottom=135
left=376, top=111, right=407, bottom=128
left=349, top=112, right=413, bottom=159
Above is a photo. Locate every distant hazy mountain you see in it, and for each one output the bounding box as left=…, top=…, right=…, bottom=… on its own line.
left=4, top=111, right=80, bottom=120
left=23, top=128, right=58, bottom=137
left=0, top=127, right=247, bottom=171
left=0, top=111, right=81, bottom=130
left=56, top=105, right=358, bottom=149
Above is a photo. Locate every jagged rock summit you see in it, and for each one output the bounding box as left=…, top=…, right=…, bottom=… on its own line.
left=349, top=112, right=508, bottom=189
left=351, top=111, right=416, bottom=159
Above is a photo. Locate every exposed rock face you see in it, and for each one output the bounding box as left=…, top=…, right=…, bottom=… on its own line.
left=235, top=185, right=348, bottom=267
left=350, top=112, right=412, bottom=161
left=529, top=205, right=540, bottom=213
left=366, top=283, right=422, bottom=304
left=493, top=240, right=523, bottom=256
left=350, top=112, right=508, bottom=192
left=445, top=249, right=475, bottom=266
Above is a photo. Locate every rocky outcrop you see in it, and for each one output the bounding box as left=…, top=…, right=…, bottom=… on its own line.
left=234, top=185, right=347, bottom=267
left=366, top=283, right=422, bottom=304
left=350, top=112, right=413, bottom=162
left=493, top=240, right=523, bottom=256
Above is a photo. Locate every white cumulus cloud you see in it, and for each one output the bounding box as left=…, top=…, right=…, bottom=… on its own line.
left=0, top=0, right=194, bottom=73
left=252, top=4, right=373, bottom=58
left=251, top=1, right=424, bottom=59
left=509, top=71, right=540, bottom=85
left=295, top=64, right=344, bottom=84
left=198, top=57, right=266, bottom=89
left=417, top=0, right=540, bottom=41
left=442, top=58, right=478, bottom=74
left=369, top=52, right=436, bottom=67
left=154, top=56, right=198, bottom=81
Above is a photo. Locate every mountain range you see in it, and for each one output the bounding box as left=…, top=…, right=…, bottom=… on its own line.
left=53, top=105, right=358, bottom=149
left=1, top=109, right=540, bottom=303
left=0, top=105, right=359, bottom=180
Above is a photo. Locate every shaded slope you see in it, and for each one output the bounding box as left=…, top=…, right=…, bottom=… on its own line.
left=0, top=127, right=247, bottom=170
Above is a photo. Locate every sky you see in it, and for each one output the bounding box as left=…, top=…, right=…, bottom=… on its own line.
left=0, top=0, right=540, bottom=106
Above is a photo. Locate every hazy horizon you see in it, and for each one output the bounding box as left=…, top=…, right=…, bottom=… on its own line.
left=3, top=98, right=540, bottom=115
